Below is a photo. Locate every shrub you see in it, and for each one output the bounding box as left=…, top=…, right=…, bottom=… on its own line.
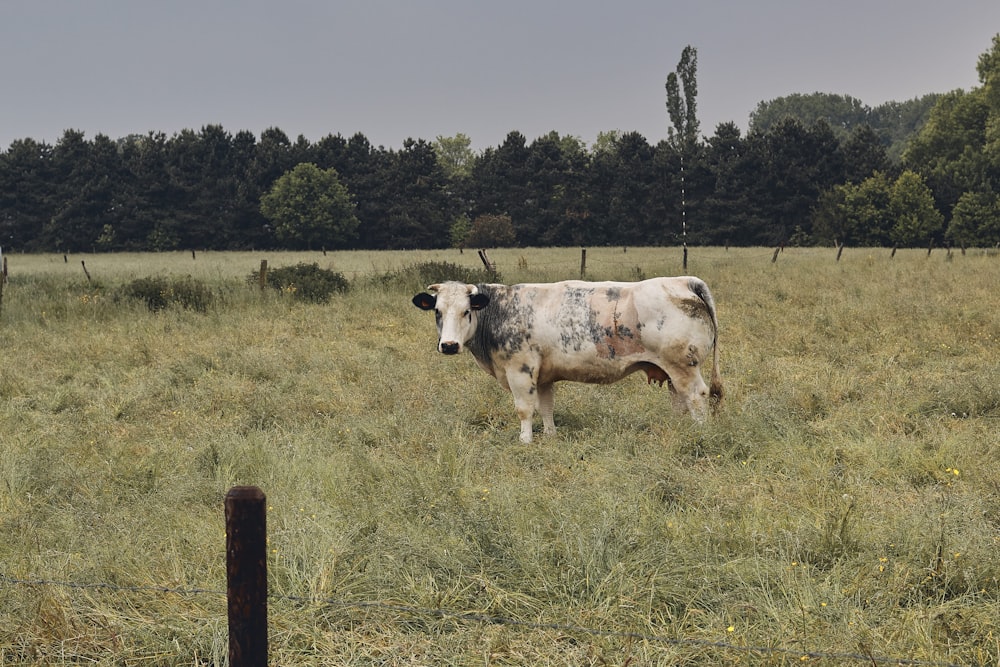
left=255, top=262, right=350, bottom=303
left=465, top=213, right=517, bottom=247
left=116, top=276, right=215, bottom=312
left=369, top=260, right=499, bottom=292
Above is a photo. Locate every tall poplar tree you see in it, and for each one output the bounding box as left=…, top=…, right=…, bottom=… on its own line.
left=666, top=45, right=700, bottom=253
left=666, top=45, right=700, bottom=150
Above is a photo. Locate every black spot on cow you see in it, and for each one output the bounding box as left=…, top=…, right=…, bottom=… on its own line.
left=469, top=284, right=535, bottom=367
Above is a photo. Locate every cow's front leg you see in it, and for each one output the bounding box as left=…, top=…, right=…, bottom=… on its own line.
left=538, top=382, right=556, bottom=436
left=506, top=365, right=539, bottom=443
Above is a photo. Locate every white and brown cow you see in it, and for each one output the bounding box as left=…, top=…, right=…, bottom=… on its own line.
left=412, top=277, right=723, bottom=443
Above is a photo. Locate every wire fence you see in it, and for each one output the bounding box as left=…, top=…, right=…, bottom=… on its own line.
left=0, top=571, right=967, bottom=667
left=443, top=244, right=977, bottom=282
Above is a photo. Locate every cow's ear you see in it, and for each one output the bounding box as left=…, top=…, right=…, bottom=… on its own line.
left=412, top=293, right=436, bottom=310
left=469, top=293, right=490, bottom=311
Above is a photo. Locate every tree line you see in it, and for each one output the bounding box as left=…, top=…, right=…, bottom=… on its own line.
left=2, top=35, right=999, bottom=253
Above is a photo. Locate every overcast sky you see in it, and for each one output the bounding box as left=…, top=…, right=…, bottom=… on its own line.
left=2, top=1, right=999, bottom=152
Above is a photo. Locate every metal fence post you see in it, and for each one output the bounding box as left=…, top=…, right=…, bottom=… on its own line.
left=226, top=486, right=268, bottom=667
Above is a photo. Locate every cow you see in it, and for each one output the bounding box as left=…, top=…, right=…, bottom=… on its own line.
left=412, top=277, right=723, bottom=443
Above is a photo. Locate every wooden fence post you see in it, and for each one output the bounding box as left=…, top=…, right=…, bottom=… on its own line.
left=258, top=260, right=268, bottom=291
left=81, top=260, right=92, bottom=282
left=580, top=248, right=586, bottom=279
left=226, top=486, right=268, bottom=667
left=477, top=249, right=496, bottom=277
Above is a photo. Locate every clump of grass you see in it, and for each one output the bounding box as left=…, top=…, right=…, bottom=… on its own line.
left=116, top=275, right=215, bottom=312
left=254, top=262, right=350, bottom=303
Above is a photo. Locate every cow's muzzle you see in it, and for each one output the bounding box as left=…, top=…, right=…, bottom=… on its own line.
left=440, top=341, right=460, bottom=355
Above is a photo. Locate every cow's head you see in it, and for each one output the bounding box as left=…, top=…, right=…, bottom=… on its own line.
left=412, top=282, right=489, bottom=354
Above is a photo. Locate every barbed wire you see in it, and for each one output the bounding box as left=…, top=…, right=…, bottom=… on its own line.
left=0, top=573, right=224, bottom=597
left=0, top=572, right=964, bottom=666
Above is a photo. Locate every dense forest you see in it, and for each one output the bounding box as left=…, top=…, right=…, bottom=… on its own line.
left=2, top=35, right=999, bottom=253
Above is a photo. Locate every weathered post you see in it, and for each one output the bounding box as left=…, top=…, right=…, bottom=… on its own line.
left=477, top=249, right=496, bottom=278
left=81, top=260, right=92, bottom=282
left=258, top=260, right=268, bottom=291
left=226, top=486, right=267, bottom=667
left=579, top=248, right=587, bottom=279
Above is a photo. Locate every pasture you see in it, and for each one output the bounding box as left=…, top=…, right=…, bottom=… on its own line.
left=1, top=246, right=998, bottom=665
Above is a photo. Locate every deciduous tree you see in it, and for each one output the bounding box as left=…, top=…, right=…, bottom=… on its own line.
left=947, top=190, right=1000, bottom=247
left=434, top=133, right=476, bottom=181
left=666, top=45, right=700, bottom=149
left=259, top=163, right=359, bottom=249
left=889, top=170, right=944, bottom=247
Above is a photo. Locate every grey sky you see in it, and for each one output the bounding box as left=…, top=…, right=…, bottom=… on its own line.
left=2, top=1, right=998, bottom=152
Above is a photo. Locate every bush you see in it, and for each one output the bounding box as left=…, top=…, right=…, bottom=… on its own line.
left=465, top=214, right=517, bottom=247
left=369, top=261, right=499, bottom=292
left=255, top=262, right=350, bottom=303
left=116, top=276, right=215, bottom=312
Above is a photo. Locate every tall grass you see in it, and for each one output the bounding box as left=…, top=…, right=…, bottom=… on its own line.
left=1, top=247, right=998, bottom=665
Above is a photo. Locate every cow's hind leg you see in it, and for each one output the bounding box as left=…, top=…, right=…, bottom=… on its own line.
left=538, top=382, right=556, bottom=436
left=506, top=366, right=540, bottom=444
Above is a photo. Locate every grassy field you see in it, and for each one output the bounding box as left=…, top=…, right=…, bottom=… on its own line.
left=1, top=246, right=998, bottom=665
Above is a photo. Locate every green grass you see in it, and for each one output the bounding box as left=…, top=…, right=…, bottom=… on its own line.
left=1, top=247, right=998, bottom=665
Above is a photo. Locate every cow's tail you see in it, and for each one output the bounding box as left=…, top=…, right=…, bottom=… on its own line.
left=689, top=278, right=724, bottom=410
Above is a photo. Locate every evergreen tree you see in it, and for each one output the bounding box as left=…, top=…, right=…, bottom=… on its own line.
left=0, top=138, right=54, bottom=250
